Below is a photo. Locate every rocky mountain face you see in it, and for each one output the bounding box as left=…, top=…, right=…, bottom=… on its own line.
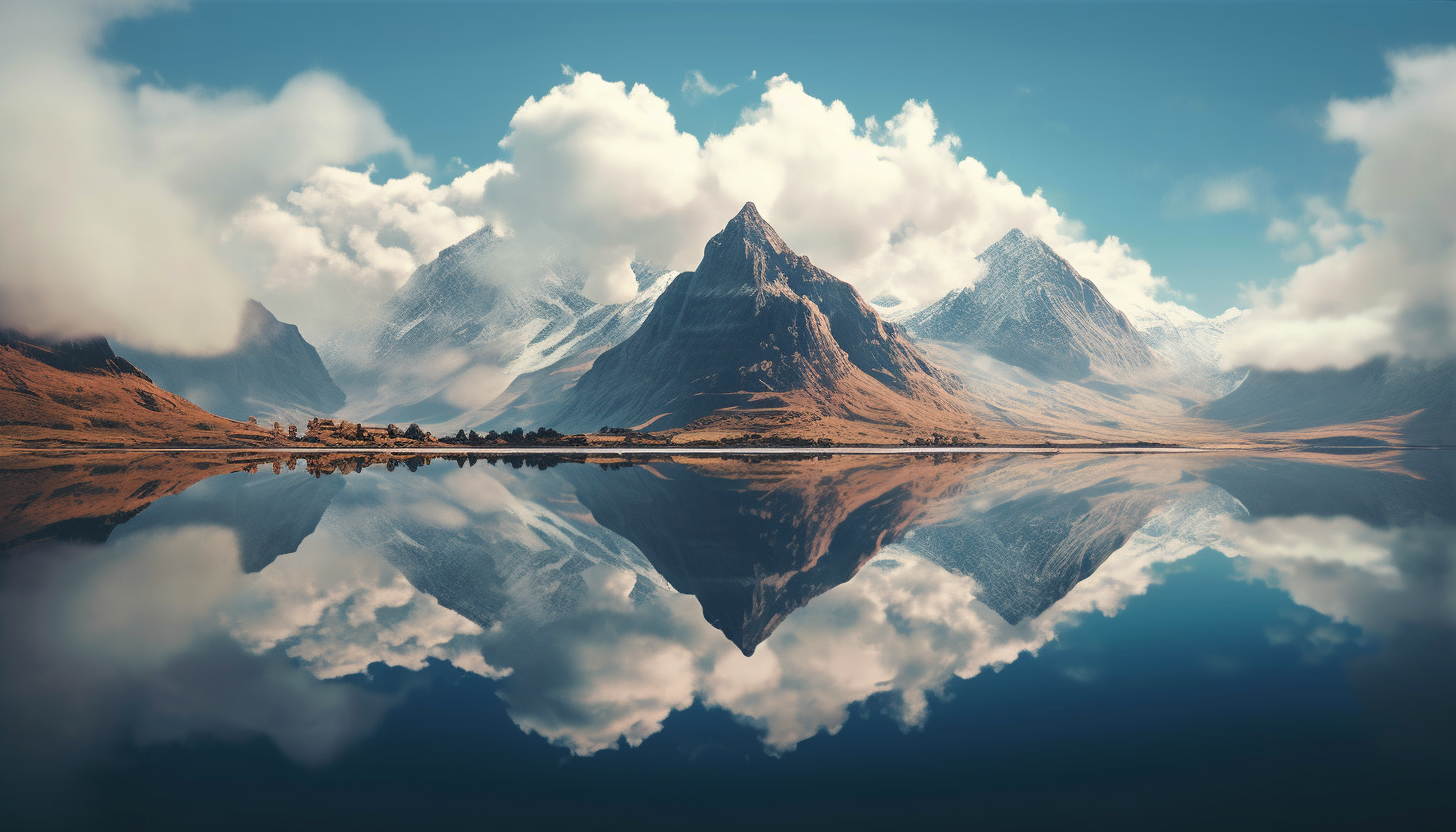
left=0, top=330, right=278, bottom=449
left=120, top=300, right=344, bottom=426
left=1194, top=357, right=1455, bottom=446
left=906, top=229, right=1159, bottom=382
left=321, top=226, right=674, bottom=431
left=549, top=203, right=985, bottom=441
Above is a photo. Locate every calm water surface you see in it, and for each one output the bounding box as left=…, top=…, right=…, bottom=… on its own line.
left=1, top=450, right=1452, bottom=828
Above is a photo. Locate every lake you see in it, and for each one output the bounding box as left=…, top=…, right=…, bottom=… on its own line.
left=1, top=449, right=1452, bottom=828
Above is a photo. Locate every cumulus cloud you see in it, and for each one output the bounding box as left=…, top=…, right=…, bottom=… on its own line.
left=1224, top=48, right=1456, bottom=371
left=245, top=71, right=1189, bottom=323
left=229, top=163, right=506, bottom=341
left=683, top=70, right=736, bottom=102
left=0, top=0, right=410, bottom=354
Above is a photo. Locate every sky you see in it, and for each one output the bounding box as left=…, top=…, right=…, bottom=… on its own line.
left=1, top=0, right=1454, bottom=371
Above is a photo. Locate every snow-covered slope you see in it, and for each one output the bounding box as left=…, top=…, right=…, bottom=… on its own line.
left=1132, top=304, right=1247, bottom=400
left=906, top=229, right=1159, bottom=382
left=320, top=226, right=674, bottom=431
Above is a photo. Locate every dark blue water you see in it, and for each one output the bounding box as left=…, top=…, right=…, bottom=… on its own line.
left=1, top=450, right=1451, bottom=828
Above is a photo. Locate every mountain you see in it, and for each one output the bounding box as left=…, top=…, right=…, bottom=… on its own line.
left=1193, top=357, right=1455, bottom=446
left=320, top=226, right=674, bottom=431
left=549, top=203, right=997, bottom=442
left=119, top=300, right=344, bottom=427
left=905, top=229, right=1159, bottom=382
left=0, top=330, right=279, bottom=449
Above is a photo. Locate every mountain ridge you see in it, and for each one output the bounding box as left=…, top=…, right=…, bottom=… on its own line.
left=547, top=203, right=1002, bottom=442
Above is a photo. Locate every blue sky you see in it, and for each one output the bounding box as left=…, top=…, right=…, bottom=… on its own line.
left=101, top=1, right=1455, bottom=317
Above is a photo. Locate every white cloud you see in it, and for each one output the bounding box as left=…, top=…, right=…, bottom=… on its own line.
left=483, top=72, right=1185, bottom=315
left=229, top=163, right=505, bottom=342
left=238, top=70, right=1198, bottom=334
left=683, top=70, right=737, bottom=102
left=1224, top=48, right=1456, bottom=370
left=0, top=1, right=411, bottom=354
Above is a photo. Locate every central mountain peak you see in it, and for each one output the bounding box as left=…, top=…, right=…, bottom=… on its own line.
left=548, top=205, right=995, bottom=442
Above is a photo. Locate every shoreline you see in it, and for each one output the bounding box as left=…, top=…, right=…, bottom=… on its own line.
left=2, top=444, right=1450, bottom=456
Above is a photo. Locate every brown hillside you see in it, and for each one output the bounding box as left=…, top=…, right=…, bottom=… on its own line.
left=0, top=331, right=281, bottom=449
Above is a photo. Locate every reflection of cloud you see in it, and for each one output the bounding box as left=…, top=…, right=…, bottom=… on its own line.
left=1224, top=515, right=1456, bottom=634
left=0, top=527, right=399, bottom=817
left=448, top=482, right=1246, bottom=755
left=225, top=532, right=495, bottom=679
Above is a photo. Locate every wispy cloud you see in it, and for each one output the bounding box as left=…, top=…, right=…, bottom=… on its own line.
left=682, top=70, right=736, bottom=103
left=1168, top=170, right=1269, bottom=216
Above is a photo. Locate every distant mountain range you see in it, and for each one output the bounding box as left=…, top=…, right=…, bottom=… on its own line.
left=5, top=201, right=1448, bottom=448
left=119, top=299, right=344, bottom=426
left=1193, top=357, right=1455, bottom=446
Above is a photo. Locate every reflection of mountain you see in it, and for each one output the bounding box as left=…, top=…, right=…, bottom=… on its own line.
left=0, top=452, right=258, bottom=550
left=901, top=454, right=1206, bottom=624
left=330, top=459, right=660, bottom=632
left=119, top=300, right=345, bottom=426
left=562, top=455, right=977, bottom=654
left=114, top=467, right=343, bottom=572
left=911, top=486, right=1166, bottom=624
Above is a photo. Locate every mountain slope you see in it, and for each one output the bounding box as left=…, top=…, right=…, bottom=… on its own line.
left=1193, top=357, right=1455, bottom=445
left=906, top=229, right=1159, bottom=382
left=321, top=226, right=673, bottom=431
left=0, top=331, right=278, bottom=448
left=550, top=203, right=997, bottom=442
left=120, top=300, right=344, bottom=426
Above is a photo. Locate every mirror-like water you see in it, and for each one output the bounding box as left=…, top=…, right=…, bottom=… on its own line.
left=1, top=450, right=1452, bottom=827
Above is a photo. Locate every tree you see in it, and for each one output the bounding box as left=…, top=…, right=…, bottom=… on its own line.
left=404, top=423, right=426, bottom=441
left=287, top=424, right=297, bottom=440
left=468, top=429, right=481, bottom=444
left=454, top=429, right=467, bottom=443
left=387, top=424, right=400, bottom=438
